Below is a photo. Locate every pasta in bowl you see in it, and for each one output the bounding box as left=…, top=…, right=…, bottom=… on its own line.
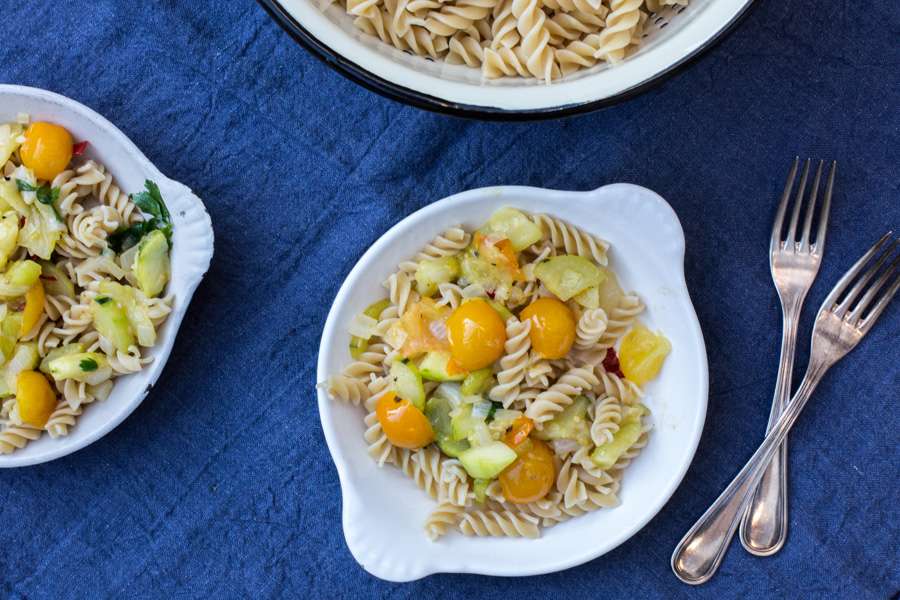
left=317, top=184, right=707, bottom=580
left=0, top=85, right=213, bottom=467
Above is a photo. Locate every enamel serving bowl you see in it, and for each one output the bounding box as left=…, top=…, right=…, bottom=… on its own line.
left=260, top=0, right=754, bottom=118
left=0, top=85, right=214, bottom=468
left=317, top=183, right=708, bottom=580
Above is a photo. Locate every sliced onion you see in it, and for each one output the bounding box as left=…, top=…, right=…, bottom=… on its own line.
left=347, top=313, right=378, bottom=340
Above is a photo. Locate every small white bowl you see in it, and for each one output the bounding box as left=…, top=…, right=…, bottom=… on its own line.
left=0, top=85, right=214, bottom=468
left=262, top=0, right=753, bottom=116
left=317, top=183, right=708, bottom=581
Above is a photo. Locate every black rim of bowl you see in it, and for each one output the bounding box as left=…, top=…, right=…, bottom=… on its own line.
left=257, top=0, right=756, bottom=121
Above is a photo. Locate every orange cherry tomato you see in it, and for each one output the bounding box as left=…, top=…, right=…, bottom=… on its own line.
left=446, top=298, right=507, bottom=371
left=499, top=438, right=556, bottom=504
left=375, top=391, right=434, bottom=449
left=503, top=416, right=535, bottom=448
left=19, top=122, right=74, bottom=181
left=520, top=297, right=576, bottom=359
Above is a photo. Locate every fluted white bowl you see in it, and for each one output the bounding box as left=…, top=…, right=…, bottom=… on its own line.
left=317, top=183, right=708, bottom=580
left=0, top=85, right=214, bottom=468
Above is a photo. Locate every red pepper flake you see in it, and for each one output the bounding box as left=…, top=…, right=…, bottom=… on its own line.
left=40, top=275, right=57, bottom=282
left=72, top=141, right=89, bottom=156
left=602, top=347, right=624, bottom=378
left=485, top=289, right=496, bottom=300
left=18, top=216, right=25, bottom=228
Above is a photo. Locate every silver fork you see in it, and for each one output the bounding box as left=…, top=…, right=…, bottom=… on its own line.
left=740, top=158, right=836, bottom=557
left=671, top=232, right=900, bottom=585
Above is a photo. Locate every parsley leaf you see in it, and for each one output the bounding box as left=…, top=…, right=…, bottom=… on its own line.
left=15, top=179, right=63, bottom=219
left=15, top=179, right=39, bottom=192
left=485, top=401, right=503, bottom=423
left=112, top=180, right=173, bottom=253
left=95, top=296, right=111, bottom=305
left=79, top=358, right=99, bottom=372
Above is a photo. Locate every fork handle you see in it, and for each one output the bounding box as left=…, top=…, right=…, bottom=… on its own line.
left=671, top=359, right=829, bottom=585
left=739, top=308, right=800, bottom=555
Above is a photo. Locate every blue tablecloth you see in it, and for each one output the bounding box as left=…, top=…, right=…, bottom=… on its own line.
left=1, top=1, right=898, bottom=597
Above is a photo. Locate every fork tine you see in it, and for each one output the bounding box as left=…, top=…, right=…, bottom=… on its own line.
left=815, top=161, right=837, bottom=251
left=799, top=160, right=824, bottom=251
left=771, top=157, right=799, bottom=251
left=848, top=245, right=900, bottom=324
left=858, top=266, right=900, bottom=332
left=824, top=231, right=894, bottom=313
left=835, top=239, right=899, bottom=317
left=785, top=159, right=811, bottom=244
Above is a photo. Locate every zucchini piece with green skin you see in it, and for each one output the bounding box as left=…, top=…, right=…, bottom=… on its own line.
left=573, top=285, right=600, bottom=309
left=460, top=368, right=494, bottom=395
left=534, top=256, right=605, bottom=301
left=535, top=396, right=591, bottom=446
left=0, top=212, right=19, bottom=271
left=98, top=281, right=156, bottom=347
left=390, top=360, right=426, bottom=410
left=482, top=207, right=543, bottom=251
left=459, top=246, right=514, bottom=303
left=450, top=401, right=493, bottom=446
left=39, top=343, right=86, bottom=375
left=0, top=342, right=39, bottom=395
left=424, top=395, right=470, bottom=458
left=349, top=298, right=391, bottom=359
left=459, top=441, right=518, bottom=479
left=590, top=404, right=649, bottom=469
left=47, top=352, right=111, bottom=385
left=134, top=230, right=170, bottom=298
left=0, top=260, right=42, bottom=299
left=40, top=260, right=75, bottom=299
left=90, top=294, right=135, bottom=353
left=415, top=256, right=460, bottom=297
left=419, top=351, right=466, bottom=382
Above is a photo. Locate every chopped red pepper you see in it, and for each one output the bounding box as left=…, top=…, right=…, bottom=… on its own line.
left=72, top=141, right=89, bottom=156
left=602, top=347, right=625, bottom=378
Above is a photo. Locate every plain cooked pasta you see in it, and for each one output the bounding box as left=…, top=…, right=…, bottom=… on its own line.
left=324, top=206, right=669, bottom=540
left=331, top=0, right=687, bottom=82
left=0, top=115, right=174, bottom=453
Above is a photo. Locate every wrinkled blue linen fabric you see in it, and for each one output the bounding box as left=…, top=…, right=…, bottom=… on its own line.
left=0, top=1, right=897, bottom=598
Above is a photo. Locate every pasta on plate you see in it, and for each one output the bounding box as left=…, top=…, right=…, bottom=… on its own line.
left=0, top=116, right=173, bottom=454
left=333, top=0, right=688, bottom=83
left=324, top=206, right=672, bottom=539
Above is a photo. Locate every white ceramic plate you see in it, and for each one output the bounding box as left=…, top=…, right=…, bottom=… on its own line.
left=262, top=0, right=753, bottom=115
left=0, top=85, right=214, bottom=468
left=317, top=183, right=708, bottom=581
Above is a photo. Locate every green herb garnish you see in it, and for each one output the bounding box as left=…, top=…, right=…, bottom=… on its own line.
left=79, top=358, right=98, bottom=372
left=95, top=296, right=111, bottom=305
left=485, top=401, right=503, bottom=423
left=108, top=180, right=172, bottom=253
left=16, top=179, right=60, bottom=206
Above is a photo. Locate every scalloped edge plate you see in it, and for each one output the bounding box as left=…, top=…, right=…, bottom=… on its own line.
left=317, top=184, right=708, bottom=581
left=0, top=84, right=214, bottom=468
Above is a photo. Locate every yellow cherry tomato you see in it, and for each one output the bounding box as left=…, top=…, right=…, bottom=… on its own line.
left=19, top=281, right=45, bottom=337
left=446, top=298, right=507, bottom=371
left=499, top=438, right=555, bottom=504
left=520, top=297, right=576, bottom=359
left=376, top=391, right=434, bottom=449
left=16, top=370, right=56, bottom=428
left=619, top=325, right=671, bottom=386
left=19, top=122, right=73, bottom=181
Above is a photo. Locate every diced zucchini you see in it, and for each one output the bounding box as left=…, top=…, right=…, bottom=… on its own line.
left=424, top=395, right=470, bottom=458
left=459, top=441, right=518, bottom=479
left=487, top=408, right=523, bottom=437
left=39, top=343, right=86, bottom=375
left=472, top=478, right=491, bottom=503
left=418, top=351, right=466, bottom=382
left=349, top=298, right=391, bottom=359
left=134, top=230, right=170, bottom=297
left=0, top=260, right=42, bottom=299
left=459, top=245, right=513, bottom=302
left=460, top=368, right=494, bottom=396
left=590, top=404, right=649, bottom=469
left=39, top=260, right=76, bottom=298
left=98, top=281, right=156, bottom=347
left=596, top=267, right=624, bottom=314
left=573, top=285, right=600, bottom=309
left=534, top=255, right=605, bottom=301
left=47, top=352, right=111, bottom=385
left=482, top=207, right=544, bottom=252
left=0, top=342, right=39, bottom=394
left=0, top=212, right=19, bottom=271
left=90, top=294, right=135, bottom=353
left=535, top=395, right=591, bottom=446
left=450, top=401, right=493, bottom=446
left=415, top=256, right=460, bottom=297
left=486, top=299, right=513, bottom=321
left=389, top=360, right=425, bottom=410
